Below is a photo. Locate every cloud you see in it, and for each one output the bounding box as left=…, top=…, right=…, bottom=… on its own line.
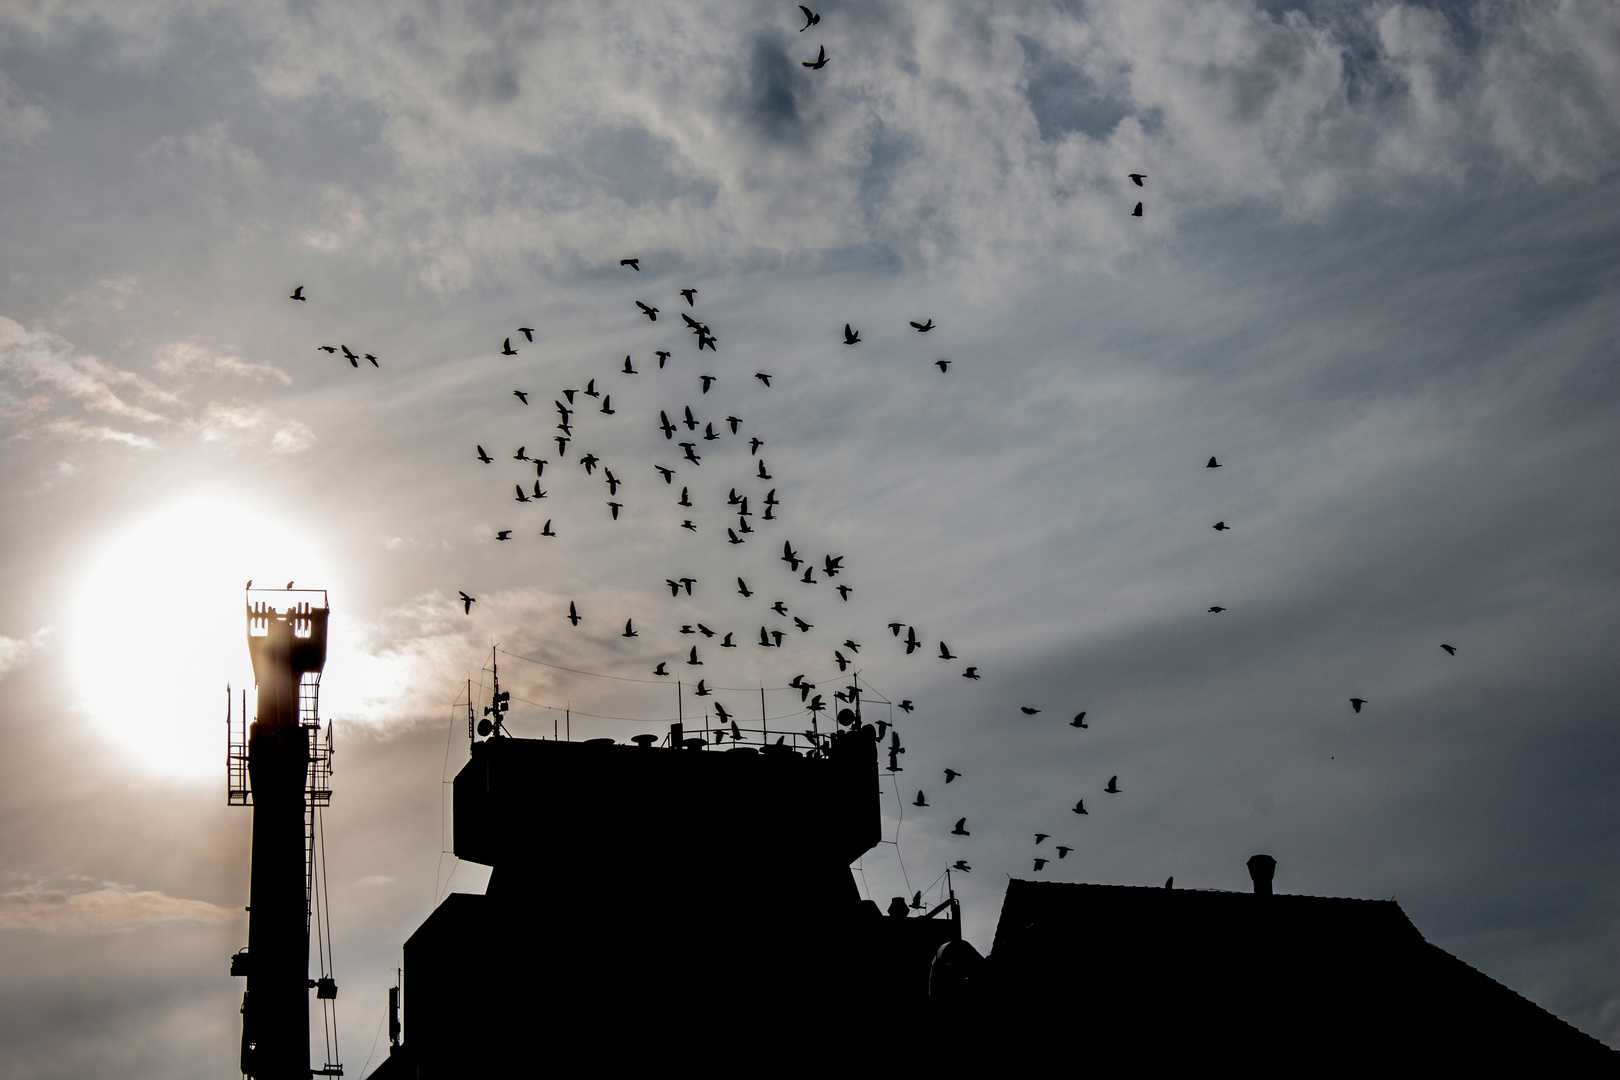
left=0, top=627, right=49, bottom=680
left=270, top=419, right=316, bottom=454
left=0, top=878, right=233, bottom=933
left=0, top=316, right=177, bottom=429
left=0, top=69, right=49, bottom=144
left=153, top=342, right=290, bottom=385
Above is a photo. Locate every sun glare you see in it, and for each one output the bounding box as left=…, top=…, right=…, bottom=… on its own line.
left=73, top=496, right=334, bottom=776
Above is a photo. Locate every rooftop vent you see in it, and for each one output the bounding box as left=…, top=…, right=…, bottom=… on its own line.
left=1246, top=854, right=1277, bottom=896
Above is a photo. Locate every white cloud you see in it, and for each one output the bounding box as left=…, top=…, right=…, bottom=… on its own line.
left=154, top=342, right=290, bottom=385
left=0, top=627, right=49, bottom=680
left=0, top=878, right=233, bottom=934
left=0, top=69, right=49, bottom=144
left=270, top=419, right=316, bottom=454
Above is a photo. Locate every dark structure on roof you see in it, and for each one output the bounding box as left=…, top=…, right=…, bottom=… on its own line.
left=368, top=723, right=1613, bottom=1074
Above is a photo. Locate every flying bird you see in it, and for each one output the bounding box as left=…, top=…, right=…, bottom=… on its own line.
left=842, top=323, right=860, bottom=345
left=909, top=319, right=934, bottom=332
left=1021, top=707, right=1040, bottom=715
left=1035, top=833, right=1050, bottom=844
left=621, top=258, right=640, bottom=270
left=603, top=468, right=620, bottom=495
left=518, top=327, right=534, bottom=341
left=757, top=460, right=772, bottom=479
left=823, top=555, right=844, bottom=577
left=721, top=632, right=736, bottom=648
left=682, top=444, right=700, bottom=464
left=476, top=445, right=492, bottom=463
left=952, top=861, right=971, bottom=873
left=600, top=395, right=615, bottom=415
left=341, top=345, right=359, bottom=366
left=687, top=646, right=702, bottom=666
left=364, top=354, right=379, bottom=366
left=1208, top=606, right=1226, bottom=613
left=289, top=286, right=306, bottom=301
left=514, top=484, right=530, bottom=503
left=793, top=616, right=812, bottom=632
left=935, top=359, right=950, bottom=372
left=727, top=529, right=744, bottom=545
left=317, top=345, right=337, bottom=353
left=897, top=700, right=913, bottom=713
left=1131, top=202, right=1143, bottom=217
left=726, top=416, right=741, bottom=434
left=540, top=520, right=554, bottom=536
left=682, top=520, right=697, bottom=532
left=567, top=602, right=581, bottom=626
left=502, top=338, right=518, bottom=356
left=842, top=638, right=860, bottom=653
left=580, top=453, right=599, bottom=474
left=609, top=502, right=623, bottom=519
left=938, top=642, right=955, bottom=660
left=704, top=423, right=719, bottom=441
left=678, top=487, right=692, bottom=507
left=755, top=372, right=772, bottom=386
left=1071, top=800, right=1087, bottom=815
left=800, top=567, right=815, bottom=584
left=1056, top=845, right=1072, bottom=858
left=737, top=578, right=752, bottom=597
left=622, top=619, right=637, bottom=638
left=654, top=662, right=668, bottom=676
left=1207, top=456, right=1220, bottom=468
left=836, top=584, right=852, bottom=601
left=962, top=667, right=980, bottom=680
left=781, top=542, right=802, bottom=571
left=584, top=379, right=599, bottom=397
left=1033, top=858, right=1048, bottom=871
left=666, top=579, right=683, bottom=597
left=1440, top=644, right=1456, bottom=655
left=1128, top=173, right=1146, bottom=186
left=1104, top=776, right=1120, bottom=793
left=510, top=390, right=528, bottom=405
left=636, top=301, right=658, bottom=321
left=679, top=288, right=696, bottom=306
left=914, top=790, right=927, bottom=807
left=798, top=5, right=819, bottom=30
left=660, top=411, right=677, bottom=439
left=622, top=355, right=636, bottom=374
left=951, top=818, right=970, bottom=836
left=1213, top=521, right=1229, bottom=531
left=693, top=680, right=710, bottom=696
left=1350, top=698, right=1367, bottom=713
left=803, top=45, right=828, bottom=69
left=700, top=375, right=716, bottom=393
left=1070, top=712, right=1088, bottom=728
left=656, top=465, right=674, bottom=484
left=655, top=350, right=670, bottom=368
left=944, top=768, right=961, bottom=783
left=458, top=592, right=475, bottom=614
left=904, top=627, right=920, bottom=654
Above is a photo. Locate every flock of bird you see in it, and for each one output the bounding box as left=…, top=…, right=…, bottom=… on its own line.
left=281, top=8, right=1462, bottom=888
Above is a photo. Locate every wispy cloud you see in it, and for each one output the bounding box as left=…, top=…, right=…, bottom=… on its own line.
left=0, top=627, right=49, bottom=680
left=154, top=342, right=290, bottom=385
left=0, top=878, right=233, bottom=933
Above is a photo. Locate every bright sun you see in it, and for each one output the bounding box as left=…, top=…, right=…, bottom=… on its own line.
left=73, top=496, right=334, bottom=776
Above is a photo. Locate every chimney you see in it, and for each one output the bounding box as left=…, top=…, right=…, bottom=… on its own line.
left=1246, top=854, right=1276, bottom=896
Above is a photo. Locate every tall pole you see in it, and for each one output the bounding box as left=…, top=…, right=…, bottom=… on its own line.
left=238, top=589, right=329, bottom=1079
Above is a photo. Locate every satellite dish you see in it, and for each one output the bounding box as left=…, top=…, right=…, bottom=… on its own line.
left=477, top=718, right=493, bottom=737
left=836, top=709, right=858, bottom=727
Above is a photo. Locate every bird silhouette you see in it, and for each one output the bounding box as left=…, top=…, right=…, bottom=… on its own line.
left=1213, top=521, right=1229, bottom=531
left=287, top=582, right=294, bottom=590
left=620, top=258, right=640, bottom=270
left=823, top=555, right=844, bottom=576
left=1104, top=776, right=1120, bottom=793
left=781, top=542, right=802, bottom=571
left=755, top=372, right=772, bottom=387
left=737, top=578, right=752, bottom=598
left=889, top=622, right=903, bottom=636
left=1056, top=845, right=1072, bottom=858
left=904, top=627, right=920, bottom=654
left=514, top=485, right=530, bottom=503
left=364, top=354, right=379, bottom=366
left=584, top=379, right=599, bottom=398
left=687, top=646, right=702, bottom=666
left=679, top=288, right=696, bottom=306
left=476, top=445, right=492, bottom=463
left=603, top=469, right=620, bottom=495
left=518, top=327, right=534, bottom=342
left=794, top=616, right=813, bottom=632
left=911, top=891, right=924, bottom=910
left=682, top=520, right=696, bottom=531
left=655, top=350, right=670, bottom=368
left=289, top=286, right=306, bottom=301
left=938, top=642, right=955, bottom=660
left=555, top=436, right=570, bottom=454
left=1021, top=707, right=1040, bottom=715
left=757, top=460, right=772, bottom=479
left=836, top=584, right=853, bottom=601
left=700, top=375, right=716, bottom=393
left=1131, top=202, right=1143, bottom=217
left=513, top=390, right=529, bottom=404
left=656, top=465, right=674, bottom=484
left=678, top=487, right=692, bottom=507
left=609, top=502, right=623, bottom=519
left=681, top=443, right=701, bottom=464
left=944, top=768, right=961, bottom=783
left=963, top=667, right=980, bottom=679
left=952, top=861, right=971, bottom=873
left=317, top=345, right=337, bottom=353
left=654, top=662, right=668, bottom=676
left=1441, top=644, right=1456, bottom=655
left=935, top=359, right=950, bottom=372
left=750, top=437, right=764, bottom=455
left=1164, top=876, right=1174, bottom=889
left=666, top=579, right=683, bottom=597
left=501, top=338, right=518, bottom=356
left=727, top=528, right=744, bottom=545
left=721, top=632, right=736, bottom=648
left=910, top=319, right=934, bottom=332
left=1035, top=833, right=1050, bottom=844
left=567, top=602, right=581, bottom=626
left=798, top=4, right=819, bottom=29
left=659, top=412, right=677, bottom=440
left=1071, top=800, right=1087, bottom=815
left=459, top=591, right=475, bottom=614
left=1350, top=698, right=1367, bottom=713
left=770, top=602, right=789, bottom=616
left=622, top=355, right=637, bottom=374
left=800, top=567, right=816, bottom=584
left=636, top=301, right=658, bottom=321
left=513, top=446, right=529, bottom=461
left=1208, top=606, right=1226, bottom=613
left=1128, top=173, right=1146, bottom=186
left=843, top=323, right=860, bottom=345
left=580, top=453, right=599, bottom=474
left=693, top=679, right=710, bottom=696
left=803, top=44, right=828, bottom=69
left=842, top=638, right=860, bottom=653
left=914, top=790, right=928, bottom=807
left=1070, top=712, right=1088, bottom=728
left=600, top=395, right=615, bottom=415
left=704, top=423, right=719, bottom=441
left=1207, top=456, right=1220, bottom=468
left=897, top=700, right=913, bottom=713
left=623, top=619, right=637, bottom=638
left=1033, top=858, right=1048, bottom=871
left=951, top=818, right=970, bottom=836
left=540, top=520, right=554, bottom=536
left=341, top=345, right=359, bottom=364
left=496, top=530, right=512, bottom=541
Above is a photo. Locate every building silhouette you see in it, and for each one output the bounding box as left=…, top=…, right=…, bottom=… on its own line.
left=367, top=725, right=1613, bottom=1073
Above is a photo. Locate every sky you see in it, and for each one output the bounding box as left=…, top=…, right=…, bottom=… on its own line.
left=0, top=0, right=1615, bottom=1073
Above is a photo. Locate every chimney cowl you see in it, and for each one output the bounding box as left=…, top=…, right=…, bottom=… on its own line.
left=1246, top=854, right=1277, bottom=896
